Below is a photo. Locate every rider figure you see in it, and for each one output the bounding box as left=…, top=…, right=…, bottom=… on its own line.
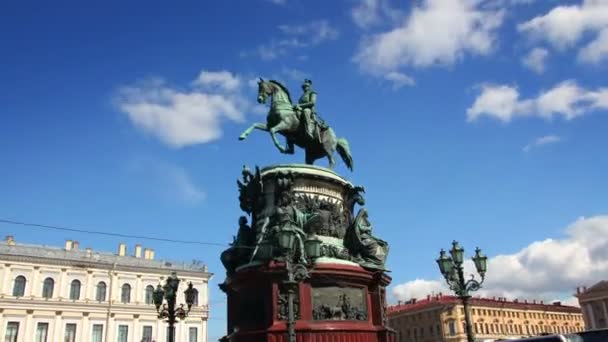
left=294, top=79, right=320, bottom=141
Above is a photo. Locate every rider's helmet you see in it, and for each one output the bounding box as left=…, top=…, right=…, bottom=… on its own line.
left=302, top=79, right=312, bottom=91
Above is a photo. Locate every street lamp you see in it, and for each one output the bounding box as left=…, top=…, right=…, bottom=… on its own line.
left=436, top=241, right=487, bottom=342
left=277, top=229, right=321, bottom=342
left=152, top=272, right=197, bottom=342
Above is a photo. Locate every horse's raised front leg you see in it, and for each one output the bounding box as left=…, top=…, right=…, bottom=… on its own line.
left=270, top=121, right=290, bottom=153
left=239, top=123, right=268, bottom=141
left=284, top=139, right=295, bottom=155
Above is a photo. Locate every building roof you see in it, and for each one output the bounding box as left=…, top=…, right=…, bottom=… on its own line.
left=0, top=240, right=211, bottom=277
left=387, top=294, right=582, bottom=316
left=578, top=280, right=608, bottom=296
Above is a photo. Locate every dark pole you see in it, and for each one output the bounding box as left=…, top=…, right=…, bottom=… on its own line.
left=167, top=315, right=176, bottom=342
left=456, top=264, right=475, bottom=342
left=462, top=295, right=474, bottom=342
left=152, top=272, right=197, bottom=342
left=286, top=280, right=296, bottom=342
left=436, top=242, right=487, bottom=342
left=284, top=258, right=298, bottom=342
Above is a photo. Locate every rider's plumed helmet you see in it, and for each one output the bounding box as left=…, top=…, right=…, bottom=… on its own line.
left=302, top=79, right=312, bottom=90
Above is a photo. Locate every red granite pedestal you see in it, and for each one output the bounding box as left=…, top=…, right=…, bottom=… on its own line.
left=220, top=261, right=396, bottom=342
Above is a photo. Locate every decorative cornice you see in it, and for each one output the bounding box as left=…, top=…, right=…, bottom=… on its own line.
left=0, top=253, right=211, bottom=279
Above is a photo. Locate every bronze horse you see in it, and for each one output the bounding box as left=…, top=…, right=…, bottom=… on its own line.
left=239, top=79, right=353, bottom=171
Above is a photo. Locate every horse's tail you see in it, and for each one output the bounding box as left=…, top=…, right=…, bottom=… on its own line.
left=336, top=138, right=354, bottom=171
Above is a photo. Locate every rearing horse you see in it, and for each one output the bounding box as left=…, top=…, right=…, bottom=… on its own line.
left=239, top=79, right=353, bottom=171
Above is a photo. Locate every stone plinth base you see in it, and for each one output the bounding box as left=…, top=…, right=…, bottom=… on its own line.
left=219, top=261, right=396, bottom=342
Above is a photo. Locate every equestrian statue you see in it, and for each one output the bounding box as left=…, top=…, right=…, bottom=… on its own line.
left=239, top=78, right=353, bottom=171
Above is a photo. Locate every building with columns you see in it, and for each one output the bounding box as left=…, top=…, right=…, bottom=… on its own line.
left=387, top=293, right=584, bottom=342
left=0, top=235, right=211, bottom=342
left=577, top=281, right=608, bottom=330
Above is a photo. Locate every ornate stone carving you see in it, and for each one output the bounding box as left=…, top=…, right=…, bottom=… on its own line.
left=319, top=244, right=352, bottom=261
left=277, top=285, right=300, bottom=321
left=344, top=209, right=389, bottom=270
left=220, top=216, right=255, bottom=275
left=312, top=286, right=367, bottom=321
left=237, top=165, right=264, bottom=216
left=222, top=164, right=390, bottom=273
left=296, top=194, right=348, bottom=238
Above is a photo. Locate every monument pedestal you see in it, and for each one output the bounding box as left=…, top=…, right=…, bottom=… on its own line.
left=221, top=261, right=394, bottom=342
left=220, top=164, right=395, bottom=342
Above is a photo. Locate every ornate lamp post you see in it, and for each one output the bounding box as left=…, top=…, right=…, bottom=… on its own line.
left=436, top=241, right=487, bottom=342
left=276, top=229, right=322, bottom=342
left=152, top=272, right=197, bottom=342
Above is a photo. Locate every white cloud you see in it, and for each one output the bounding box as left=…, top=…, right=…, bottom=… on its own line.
left=353, top=0, right=505, bottom=74
left=518, top=0, right=608, bottom=64
left=467, top=80, right=608, bottom=122
left=466, top=84, right=532, bottom=122
left=192, top=70, right=241, bottom=92
left=392, top=215, right=608, bottom=307
left=523, top=134, right=561, bottom=152
left=351, top=0, right=404, bottom=29
left=384, top=71, right=415, bottom=89
left=521, top=47, right=549, bottom=73
left=247, top=20, right=339, bottom=61
left=578, top=27, right=608, bottom=64
left=392, top=279, right=449, bottom=300
left=116, top=70, right=250, bottom=148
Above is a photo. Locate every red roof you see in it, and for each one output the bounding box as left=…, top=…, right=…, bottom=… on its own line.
left=388, top=294, right=581, bottom=316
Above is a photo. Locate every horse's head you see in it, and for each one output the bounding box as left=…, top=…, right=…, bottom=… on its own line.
left=257, top=78, right=273, bottom=104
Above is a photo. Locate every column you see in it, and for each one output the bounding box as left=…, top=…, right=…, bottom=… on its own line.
left=53, top=314, right=63, bottom=341
left=586, top=304, right=596, bottom=329
left=80, top=314, right=89, bottom=341
left=2, top=266, right=11, bottom=295
left=133, top=315, right=140, bottom=342
left=31, top=267, right=41, bottom=298
left=58, top=269, right=67, bottom=299
left=135, top=276, right=142, bottom=304
left=201, top=320, right=206, bottom=342
left=85, top=271, right=93, bottom=300
left=106, top=316, right=115, bottom=342
left=602, top=300, right=608, bottom=328
left=156, top=317, right=164, bottom=342
left=111, top=273, right=118, bottom=303
left=23, top=312, right=33, bottom=342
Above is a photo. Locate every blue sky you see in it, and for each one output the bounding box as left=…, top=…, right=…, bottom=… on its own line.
left=2, top=0, right=608, bottom=339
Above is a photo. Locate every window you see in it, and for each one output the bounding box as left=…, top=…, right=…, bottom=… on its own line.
left=96, top=282, right=106, bottom=301
left=12, top=276, right=26, bottom=297
left=145, top=285, right=155, bottom=304
left=189, top=327, right=198, bottom=342
left=117, top=325, right=128, bottom=342
left=121, top=283, right=131, bottom=303
left=64, top=323, right=77, bottom=342
left=192, top=288, right=199, bottom=306
left=69, top=280, right=81, bottom=300
left=36, top=322, right=49, bottom=342
left=91, top=324, right=103, bottom=342
left=42, top=278, right=54, bottom=298
left=142, top=326, right=153, bottom=342
left=448, top=321, right=456, bottom=336
left=5, top=322, right=19, bottom=342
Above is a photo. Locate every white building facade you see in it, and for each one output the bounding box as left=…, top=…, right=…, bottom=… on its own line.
left=0, top=236, right=211, bottom=342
